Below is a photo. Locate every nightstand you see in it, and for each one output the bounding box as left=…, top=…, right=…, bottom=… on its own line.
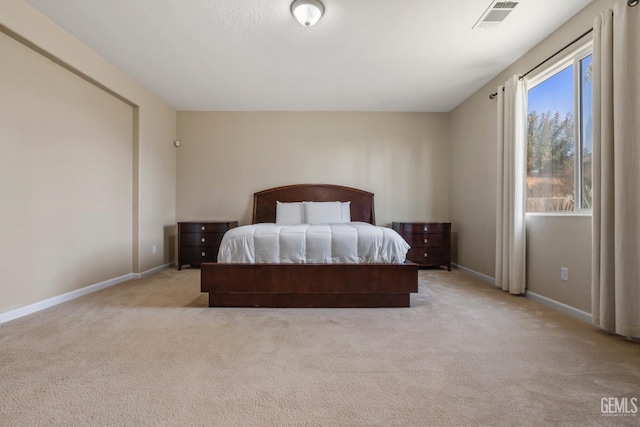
left=392, top=222, right=451, bottom=271
left=177, top=221, right=238, bottom=270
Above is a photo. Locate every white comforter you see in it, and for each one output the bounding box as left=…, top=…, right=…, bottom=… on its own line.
left=217, top=222, right=410, bottom=264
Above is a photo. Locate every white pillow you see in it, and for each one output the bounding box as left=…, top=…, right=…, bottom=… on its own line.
left=304, top=201, right=344, bottom=224
left=341, top=201, right=351, bottom=222
left=276, top=201, right=304, bottom=224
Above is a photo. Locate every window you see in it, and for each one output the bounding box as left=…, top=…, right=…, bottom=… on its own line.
left=526, top=45, right=592, bottom=213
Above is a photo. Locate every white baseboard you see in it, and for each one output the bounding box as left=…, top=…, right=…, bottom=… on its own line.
left=452, top=263, right=496, bottom=285
left=133, top=262, right=174, bottom=279
left=453, top=263, right=591, bottom=325
left=0, top=263, right=174, bottom=325
left=525, top=291, right=592, bottom=324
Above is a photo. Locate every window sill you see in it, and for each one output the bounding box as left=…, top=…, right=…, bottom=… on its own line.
left=526, top=211, right=592, bottom=218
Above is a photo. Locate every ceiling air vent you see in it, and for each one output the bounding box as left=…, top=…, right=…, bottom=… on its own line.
left=473, top=1, right=519, bottom=29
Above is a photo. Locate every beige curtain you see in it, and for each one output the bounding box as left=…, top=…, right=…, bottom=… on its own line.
left=592, top=1, right=640, bottom=338
left=495, top=75, right=527, bottom=295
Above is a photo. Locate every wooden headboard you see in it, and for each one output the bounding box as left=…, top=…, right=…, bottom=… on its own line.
left=252, top=184, right=376, bottom=225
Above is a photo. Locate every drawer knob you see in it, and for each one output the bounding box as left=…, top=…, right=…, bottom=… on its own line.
left=424, top=252, right=428, bottom=258
left=201, top=237, right=206, bottom=243
left=424, top=238, right=428, bottom=244
left=201, top=251, right=206, bottom=257
left=424, top=226, right=428, bottom=232
left=201, top=225, right=206, bottom=231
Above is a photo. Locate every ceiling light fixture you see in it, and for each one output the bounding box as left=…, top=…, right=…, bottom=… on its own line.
left=291, top=0, right=324, bottom=27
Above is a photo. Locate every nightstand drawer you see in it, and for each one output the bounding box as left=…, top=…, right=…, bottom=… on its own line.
left=403, top=233, right=448, bottom=248
left=394, top=222, right=447, bottom=234
left=180, top=222, right=236, bottom=233
left=180, top=247, right=218, bottom=264
left=407, top=247, right=448, bottom=264
left=423, top=223, right=447, bottom=233
left=180, top=232, right=225, bottom=247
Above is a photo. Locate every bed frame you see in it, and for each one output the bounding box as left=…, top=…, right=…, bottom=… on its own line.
left=200, top=184, right=418, bottom=307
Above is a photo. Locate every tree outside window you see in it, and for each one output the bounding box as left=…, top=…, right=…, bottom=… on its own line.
left=526, top=51, right=592, bottom=212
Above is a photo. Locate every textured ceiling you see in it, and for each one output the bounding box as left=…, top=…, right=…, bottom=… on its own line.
left=25, top=0, right=593, bottom=112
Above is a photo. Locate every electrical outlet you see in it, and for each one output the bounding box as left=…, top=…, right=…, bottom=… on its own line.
left=152, top=245, right=157, bottom=254
left=561, top=267, right=569, bottom=281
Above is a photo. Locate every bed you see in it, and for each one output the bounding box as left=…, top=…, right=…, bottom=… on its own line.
left=200, top=184, right=418, bottom=307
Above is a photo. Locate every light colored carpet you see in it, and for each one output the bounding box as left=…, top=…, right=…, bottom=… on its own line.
left=1, top=268, right=638, bottom=426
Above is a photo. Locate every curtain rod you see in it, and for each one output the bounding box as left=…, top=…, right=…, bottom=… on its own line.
left=489, top=28, right=592, bottom=100
left=520, top=27, right=593, bottom=80
left=489, top=0, right=638, bottom=100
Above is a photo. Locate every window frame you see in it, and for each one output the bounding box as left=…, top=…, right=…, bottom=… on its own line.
left=524, top=41, right=593, bottom=215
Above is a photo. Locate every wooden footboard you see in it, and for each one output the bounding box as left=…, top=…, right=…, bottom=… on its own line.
left=201, top=262, right=418, bottom=308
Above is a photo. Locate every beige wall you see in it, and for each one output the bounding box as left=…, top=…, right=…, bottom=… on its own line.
left=449, top=0, right=616, bottom=310
left=527, top=215, right=592, bottom=312
left=177, top=112, right=450, bottom=227
left=0, top=31, right=133, bottom=311
left=449, top=90, right=498, bottom=271
left=0, top=0, right=176, bottom=315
